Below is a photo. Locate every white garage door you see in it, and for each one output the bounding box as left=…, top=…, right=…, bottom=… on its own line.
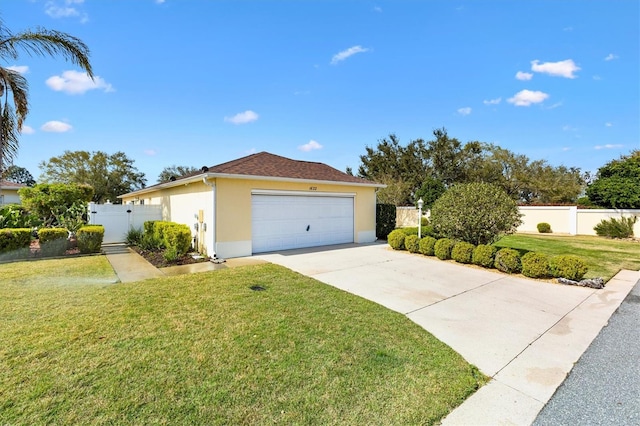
left=252, top=194, right=354, bottom=253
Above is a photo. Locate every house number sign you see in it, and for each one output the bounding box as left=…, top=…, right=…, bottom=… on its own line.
left=309, top=186, right=317, bottom=191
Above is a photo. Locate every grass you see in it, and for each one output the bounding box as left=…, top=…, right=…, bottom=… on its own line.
left=495, top=233, right=640, bottom=281
left=0, top=257, right=486, bottom=425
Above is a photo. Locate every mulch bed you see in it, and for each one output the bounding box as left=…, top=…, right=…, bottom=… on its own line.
left=131, top=246, right=209, bottom=268
left=29, top=239, right=80, bottom=258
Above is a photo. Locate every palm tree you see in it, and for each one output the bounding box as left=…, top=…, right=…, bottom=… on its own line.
left=0, top=19, right=94, bottom=185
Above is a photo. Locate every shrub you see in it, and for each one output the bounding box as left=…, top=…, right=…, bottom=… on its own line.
left=163, top=246, right=179, bottom=263
left=405, top=235, right=420, bottom=253
left=419, top=236, right=437, bottom=256
left=494, top=248, right=521, bottom=274
left=38, top=227, right=69, bottom=257
left=472, top=245, right=496, bottom=268
left=163, top=223, right=192, bottom=255
left=430, top=182, right=522, bottom=245
left=421, top=216, right=429, bottom=226
left=143, top=220, right=157, bottom=236
left=400, top=226, right=436, bottom=238
left=376, top=204, right=396, bottom=240
left=125, top=227, right=144, bottom=246
left=0, top=204, right=40, bottom=229
left=549, top=255, right=588, bottom=281
left=451, top=242, right=475, bottom=264
left=387, top=229, right=406, bottom=250
left=77, top=225, right=105, bottom=254
left=594, top=216, right=637, bottom=239
left=521, top=252, right=550, bottom=278
left=140, top=233, right=162, bottom=251
left=0, top=228, right=31, bottom=259
left=537, top=222, right=552, bottom=233
left=434, top=238, right=455, bottom=260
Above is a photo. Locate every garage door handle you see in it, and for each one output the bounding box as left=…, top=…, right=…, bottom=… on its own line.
left=306, top=225, right=310, bottom=231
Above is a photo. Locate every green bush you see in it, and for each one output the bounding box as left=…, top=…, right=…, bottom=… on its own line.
left=125, top=227, right=144, bottom=246
left=549, top=255, right=588, bottom=281
left=494, top=248, right=521, bottom=274
left=387, top=229, right=406, bottom=250
left=472, top=245, right=496, bottom=268
left=434, top=238, right=455, bottom=260
left=0, top=204, right=40, bottom=229
left=0, top=228, right=32, bottom=258
left=140, top=233, right=162, bottom=251
left=163, top=223, right=192, bottom=255
left=38, top=227, right=69, bottom=257
left=537, top=222, right=552, bottom=233
left=163, top=246, right=179, bottom=263
left=421, top=216, right=429, bottom=226
left=143, top=220, right=157, bottom=236
left=521, top=252, right=550, bottom=278
left=419, top=236, right=437, bottom=256
left=400, top=226, right=436, bottom=238
left=405, top=235, right=420, bottom=253
left=77, top=225, right=105, bottom=254
left=376, top=204, right=396, bottom=240
left=594, top=216, right=637, bottom=239
left=451, top=242, right=475, bottom=264
left=430, top=182, right=522, bottom=245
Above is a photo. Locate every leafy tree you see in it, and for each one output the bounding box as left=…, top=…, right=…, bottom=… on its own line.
left=157, top=165, right=199, bottom=183
left=18, top=183, right=93, bottom=227
left=414, top=177, right=445, bottom=209
left=586, top=150, right=640, bottom=209
left=430, top=182, right=522, bottom=245
left=2, top=164, right=35, bottom=186
left=525, top=163, right=585, bottom=204
left=426, top=128, right=465, bottom=186
left=39, top=150, right=146, bottom=203
left=0, top=19, right=93, bottom=181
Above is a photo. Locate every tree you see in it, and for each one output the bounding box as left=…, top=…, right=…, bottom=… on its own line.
left=19, top=183, right=93, bottom=227
left=586, top=150, right=640, bottom=209
left=39, top=151, right=146, bottom=203
left=430, top=182, right=522, bottom=245
left=426, top=128, right=465, bottom=186
left=414, top=177, right=445, bottom=209
left=2, top=164, right=35, bottom=186
left=0, top=19, right=93, bottom=179
left=157, top=165, right=199, bottom=183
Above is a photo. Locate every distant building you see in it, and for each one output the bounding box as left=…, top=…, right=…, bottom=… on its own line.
left=0, top=181, right=25, bottom=206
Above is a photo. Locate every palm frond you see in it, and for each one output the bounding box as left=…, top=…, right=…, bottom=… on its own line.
left=0, top=68, right=28, bottom=129
left=0, top=103, right=20, bottom=173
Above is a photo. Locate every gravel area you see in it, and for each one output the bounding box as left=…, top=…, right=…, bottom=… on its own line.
left=534, top=279, right=640, bottom=425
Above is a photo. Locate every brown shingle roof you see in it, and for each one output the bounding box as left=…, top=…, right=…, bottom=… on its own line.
left=0, top=180, right=25, bottom=189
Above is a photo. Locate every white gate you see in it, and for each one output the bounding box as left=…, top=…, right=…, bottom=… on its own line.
left=88, top=202, right=163, bottom=244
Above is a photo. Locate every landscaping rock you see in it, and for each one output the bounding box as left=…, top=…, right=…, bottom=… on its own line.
left=558, top=277, right=605, bottom=289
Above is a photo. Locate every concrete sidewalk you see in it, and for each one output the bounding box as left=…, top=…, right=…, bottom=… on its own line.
left=256, top=243, right=638, bottom=425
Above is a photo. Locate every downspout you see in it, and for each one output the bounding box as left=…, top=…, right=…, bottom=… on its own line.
left=202, top=177, right=219, bottom=260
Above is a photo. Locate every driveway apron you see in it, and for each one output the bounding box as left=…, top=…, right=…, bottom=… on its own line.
left=256, top=242, right=638, bottom=425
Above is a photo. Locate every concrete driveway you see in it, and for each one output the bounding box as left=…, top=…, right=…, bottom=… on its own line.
left=256, top=242, right=638, bottom=425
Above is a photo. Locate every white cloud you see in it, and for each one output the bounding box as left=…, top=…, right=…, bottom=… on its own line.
left=21, top=125, right=35, bottom=134
left=7, top=65, right=29, bottom=74
left=605, top=122, right=613, bottom=127
left=41, top=120, right=72, bottom=132
left=156, top=0, right=166, bottom=3
left=545, top=102, right=563, bottom=109
left=531, top=59, right=580, bottom=78
left=331, top=45, right=370, bottom=65
left=457, top=107, right=472, bottom=116
left=244, top=148, right=257, bottom=155
left=224, top=110, right=259, bottom=124
left=604, top=53, right=618, bottom=61
left=46, top=70, right=114, bottom=94
left=594, top=144, right=623, bottom=150
left=515, top=71, right=533, bottom=81
left=298, top=140, right=323, bottom=152
left=45, top=0, right=88, bottom=22
left=507, top=89, right=549, bottom=106
left=483, top=97, right=501, bottom=105
left=373, top=6, right=382, bottom=12
left=144, top=149, right=157, bottom=156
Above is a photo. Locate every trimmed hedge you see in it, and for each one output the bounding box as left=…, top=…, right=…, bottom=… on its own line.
left=77, top=225, right=105, bottom=254
left=145, top=221, right=192, bottom=256
left=451, top=242, right=475, bottom=264
left=550, top=255, right=588, bottom=281
left=400, top=226, right=436, bottom=238
left=472, top=245, right=496, bottom=268
left=419, top=236, right=437, bottom=256
left=537, top=222, right=552, bottom=233
left=494, top=248, right=521, bottom=274
left=38, top=228, right=69, bottom=257
left=434, top=238, right=455, bottom=260
left=0, top=228, right=31, bottom=258
left=387, top=229, right=406, bottom=250
left=405, top=235, right=420, bottom=253
left=521, top=252, right=550, bottom=278
left=376, top=204, right=396, bottom=240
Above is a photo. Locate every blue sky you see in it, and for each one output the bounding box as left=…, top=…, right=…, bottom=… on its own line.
left=3, top=0, right=639, bottom=184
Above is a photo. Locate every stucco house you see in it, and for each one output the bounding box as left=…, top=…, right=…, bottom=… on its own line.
left=0, top=181, right=25, bottom=206
left=120, top=152, right=384, bottom=259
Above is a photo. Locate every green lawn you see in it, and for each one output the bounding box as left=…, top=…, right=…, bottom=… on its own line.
left=495, top=233, right=640, bottom=281
left=0, top=256, right=486, bottom=425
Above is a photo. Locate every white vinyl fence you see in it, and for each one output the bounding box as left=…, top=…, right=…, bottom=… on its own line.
left=88, top=202, right=162, bottom=244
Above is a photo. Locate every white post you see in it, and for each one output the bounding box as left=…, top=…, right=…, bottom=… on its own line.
left=417, top=198, right=424, bottom=239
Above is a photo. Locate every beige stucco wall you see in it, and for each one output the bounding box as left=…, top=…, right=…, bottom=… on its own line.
left=576, top=209, right=640, bottom=236
left=518, top=206, right=640, bottom=236
left=0, top=189, right=21, bottom=205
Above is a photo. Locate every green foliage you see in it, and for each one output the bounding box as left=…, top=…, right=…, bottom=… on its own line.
left=38, top=228, right=69, bottom=257
left=594, top=216, right=637, bottom=239
left=139, top=233, right=162, bottom=251
left=2, top=165, right=35, bottom=186
left=400, top=225, right=436, bottom=238
left=125, top=227, right=144, bottom=246
left=0, top=204, right=40, bottom=229
left=549, top=255, right=588, bottom=281
left=431, top=182, right=522, bottom=245
left=143, top=220, right=157, bottom=236
left=18, top=183, right=94, bottom=227
left=419, top=236, right=437, bottom=256
left=387, top=229, right=406, bottom=250
left=537, top=222, right=552, bottom=233
left=434, top=238, right=455, bottom=260
left=586, top=150, right=640, bottom=209
left=415, top=177, right=446, bottom=209
left=421, top=216, right=429, bottom=226
left=144, top=221, right=192, bottom=256
left=0, top=228, right=31, bottom=258
left=57, top=202, right=88, bottom=234
left=521, top=252, right=550, bottom=278
left=163, top=246, right=179, bottom=262
left=157, top=165, right=199, bottom=183
left=38, top=150, right=147, bottom=203
left=376, top=203, right=396, bottom=239
left=404, top=235, right=420, bottom=253
left=472, top=245, right=496, bottom=268
left=77, top=225, right=105, bottom=254
left=494, top=248, right=521, bottom=274
left=451, top=242, right=475, bottom=264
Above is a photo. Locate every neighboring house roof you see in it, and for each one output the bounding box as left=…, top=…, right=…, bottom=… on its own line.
left=121, top=151, right=383, bottom=198
left=0, top=180, right=26, bottom=190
